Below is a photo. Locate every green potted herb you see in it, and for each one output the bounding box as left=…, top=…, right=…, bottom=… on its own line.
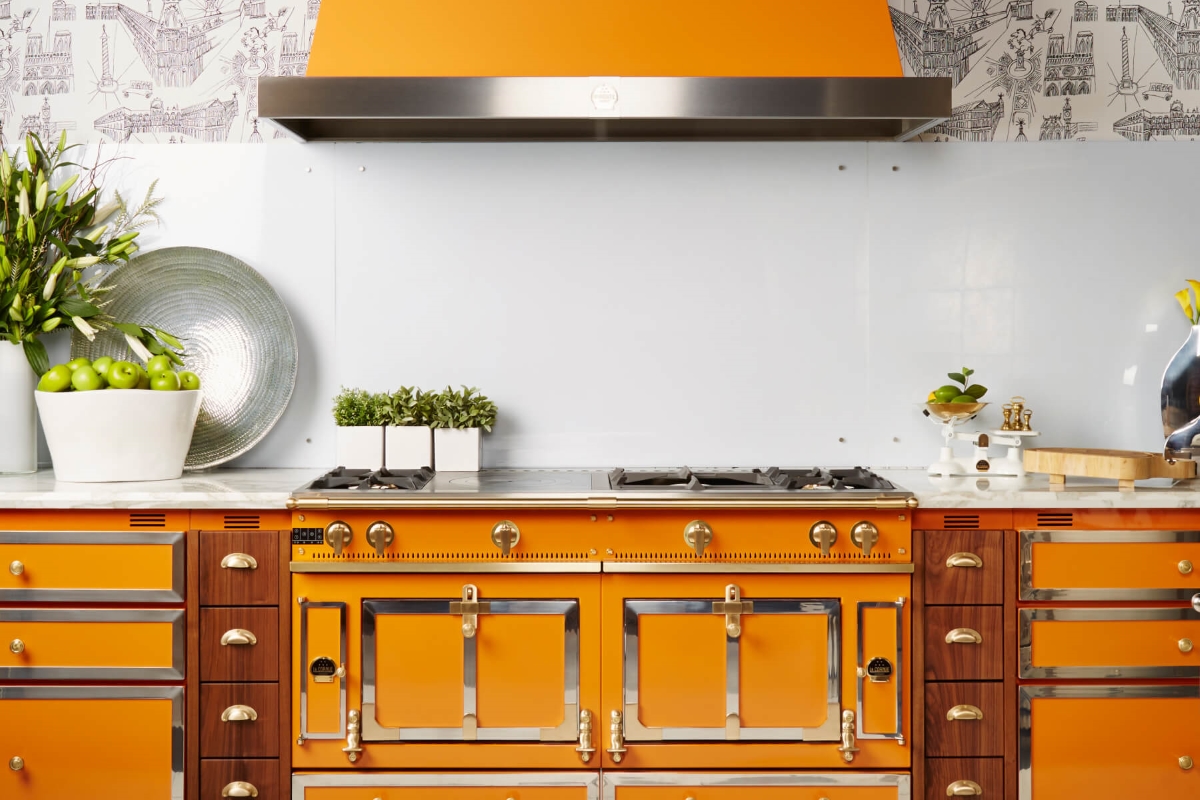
left=332, top=387, right=388, bottom=468
left=429, top=385, right=498, bottom=471
left=384, top=386, right=433, bottom=469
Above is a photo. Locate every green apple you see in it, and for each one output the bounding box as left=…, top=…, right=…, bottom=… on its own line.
left=145, top=355, right=173, bottom=375
left=177, top=371, right=201, bottom=391
left=150, top=370, right=180, bottom=391
left=106, top=361, right=139, bottom=389
left=71, top=365, right=104, bottom=391
left=91, top=356, right=114, bottom=379
left=65, top=357, right=92, bottom=372
left=136, top=367, right=151, bottom=390
left=36, top=364, right=73, bottom=392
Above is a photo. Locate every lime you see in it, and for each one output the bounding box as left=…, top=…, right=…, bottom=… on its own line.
left=965, top=384, right=988, bottom=399
left=951, top=395, right=977, bottom=404
left=934, top=385, right=961, bottom=403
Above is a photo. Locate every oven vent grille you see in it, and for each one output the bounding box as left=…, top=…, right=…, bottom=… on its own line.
left=129, top=512, right=166, bottom=528
left=612, top=550, right=893, bottom=562
left=310, top=551, right=591, bottom=561
left=1036, top=512, right=1075, bottom=528
left=223, top=514, right=261, bottom=530
left=942, top=514, right=980, bottom=529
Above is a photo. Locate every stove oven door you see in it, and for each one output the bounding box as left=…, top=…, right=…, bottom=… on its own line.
left=600, top=570, right=910, bottom=770
left=293, top=570, right=601, bottom=770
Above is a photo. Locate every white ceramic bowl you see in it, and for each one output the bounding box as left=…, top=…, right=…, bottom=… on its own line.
left=35, top=389, right=203, bottom=482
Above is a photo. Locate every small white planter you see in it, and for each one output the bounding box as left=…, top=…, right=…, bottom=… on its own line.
left=0, top=342, right=36, bottom=474
left=36, top=390, right=202, bottom=482
left=386, top=425, right=432, bottom=470
left=434, top=427, right=482, bottom=471
left=336, top=425, right=384, bottom=469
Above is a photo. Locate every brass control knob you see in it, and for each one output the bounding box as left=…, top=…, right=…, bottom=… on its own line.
left=366, top=521, right=395, bottom=557
left=9, top=756, right=23, bottom=771
left=1181, top=755, right=1194, bottom=770
left=491, top=520, right=521, bottom=556
left=809, top=521, right=837, bottom=557
left=683, top=520, right=714, bottom=557
left=324, top=521, right=352, bottom=556
left=8, top=560, right=23, bottom=576
left=850, top=521, right=880, bottom=556
left=8, top=639, right=24, bottom=655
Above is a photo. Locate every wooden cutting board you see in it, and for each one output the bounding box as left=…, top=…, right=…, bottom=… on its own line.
left=1023, top=448, right=1197, bottom=490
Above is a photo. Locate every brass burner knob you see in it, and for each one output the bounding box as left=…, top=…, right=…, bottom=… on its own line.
left=1180, top=638, right=1194, bottom=654
left=683, top=520, right=714, bottom=557
left=324, top=521, right=352, bottom=556
left=9, top=639, right=24, bottom=655
left=366, top=521, right=395, bottom=557
left=1181, top=755, right=1194, bottom=770
left=850, top=521, right=880, bottom=557
left=809, top=521, right=837, bottom=556
left=491, top=520, right=521, bottom=556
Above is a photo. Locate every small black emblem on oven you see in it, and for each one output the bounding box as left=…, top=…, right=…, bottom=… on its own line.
left=866, top=656, right=893, bottom=683
left=310, top=657, right=338, bottom=683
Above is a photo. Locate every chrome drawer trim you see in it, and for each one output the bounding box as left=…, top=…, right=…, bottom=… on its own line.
left=1020, top=530, right=1200, bottom=601
left=602, top=772, right=911, bottom=799
left=1019, top=607, right=1200, bottom=679
left=0, top=608, right=184, bottom=680
left=291, top=771, right=600, bottom=799
left=0, top=530, right=184, bottom=602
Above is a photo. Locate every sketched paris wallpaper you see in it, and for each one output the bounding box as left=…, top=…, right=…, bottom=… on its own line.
left=0, top=0, right=317, bottom=144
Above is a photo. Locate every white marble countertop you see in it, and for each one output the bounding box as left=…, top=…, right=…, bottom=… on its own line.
left=2, top=467, right=1200, bottom=510
left=0, top=468, right=320, bottom=510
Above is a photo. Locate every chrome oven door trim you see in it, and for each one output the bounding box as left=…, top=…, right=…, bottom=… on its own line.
left=623, top=596, right=842, bottom=742
left=361, top=597, right=581, bottom=742
left=298, top=600, right=347, bottom=741
left=1019, top=684, right=1200, bottom=800
left=292, top=771, right=600, bottom=799
left=0, top=608, right=184, bottom=680
left=602, top=772, right=911, bottom=799
left=1019, top=607, right=1200, bottom=679
left=291, top=561, right=601, bottom=573
left=1020, top=530, right=1200, bottom=601
left=0, top=684, right=184, bottom=800
left=856, top=598, right=906, bottom=744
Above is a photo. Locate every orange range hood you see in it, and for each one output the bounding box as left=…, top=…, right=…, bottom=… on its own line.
left=258, top=0, right=950, bottom=142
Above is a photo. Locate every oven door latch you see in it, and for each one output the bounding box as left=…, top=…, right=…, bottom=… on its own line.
left=712, top=584, right=753, bottom=638
left=450, top=584, right=492, bottom=638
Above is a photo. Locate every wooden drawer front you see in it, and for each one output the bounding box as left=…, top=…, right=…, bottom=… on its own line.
left=201, top=759, right=280, bottom=800
left=200, top=607, right=278, bottom=682
left=0, top=686, right=182, bottom=800
left=1020, top=685, right=1200, bottom=800
left=0, top=608, right=183, bottom=680
left=924, top=530, right=1003, bottom=605
left=200, top=531, right=279, bottom=606
left=606, top=773, right=910, bottom=799
left=1021, top=530, right=1200, bottom=600
left=924, top=606, right=1002, bottom=681
left=200, top=683, right=279, bottom=758
left=1021, top=608, right=1200, bottom=679
left=293, top=773, right=599, bottom=799
left=924, top=683, right=1003, bottom=757
left=0, top=531, right=183, bottom=602
left=925, top=759, right=1002, bottom=800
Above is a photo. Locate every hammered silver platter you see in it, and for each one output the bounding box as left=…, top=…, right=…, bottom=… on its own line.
left=71, top=246, right=297, bottom=470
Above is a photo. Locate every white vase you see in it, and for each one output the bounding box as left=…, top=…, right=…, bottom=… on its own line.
left=0, top=342, right=37, bottom=474
left=386, top=425, right=432, bottom=470
left=434, top=427, right=482, bottom=471
left=336, top=425, right=384, bottom=469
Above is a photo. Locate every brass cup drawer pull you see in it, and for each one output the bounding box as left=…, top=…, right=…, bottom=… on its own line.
left=8, top=756, right=23, bottom=771
left=219, top=628, right=257, bottom=646
left=220, top=704, right=258, bottom=722
left=221, top=781, right=258, bottom=797
left=220, top=552, right=258, bottom=570
left=946, top=704, right=984, bottom=721
left=946, top=780, right=983, bottom=796
left=1181, top=638, right=1195, bottom=653
left=945, top=627, right=983, bottom=645
left=946, top=552, right=983, bottom=569
left=1181, top=559, right=1194, bottom=575
left=8, top=638, right=24, bottom=655
left=8, top=560, right=23, bottom=576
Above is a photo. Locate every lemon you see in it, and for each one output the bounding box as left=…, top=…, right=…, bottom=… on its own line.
left=951, top=395, right=977, bottom=404
left=927, top=391, right=937, bottom=402
left=934, top=385, right=961, bottom=403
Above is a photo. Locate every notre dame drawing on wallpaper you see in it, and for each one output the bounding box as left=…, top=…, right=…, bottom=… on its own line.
left=0, top=0, right=318, bottom=144
left=889, top=0, right=1200, bottom=140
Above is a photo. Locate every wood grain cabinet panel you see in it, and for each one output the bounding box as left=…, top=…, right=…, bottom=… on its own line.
left=924, top=606, right=1003, bottom=681
left=924, top=758, right=1003, bottom=800
left=924, top=682, right=1004, bottom=757
left=200, top=759, right=281, bottom=800
left=200, top=531, right=279, bottom=606
left=200, top=683, right=280, bottom=758
left=199, top=607, right=278, bottom=682
left=923, top=531, right=1003, bottom=605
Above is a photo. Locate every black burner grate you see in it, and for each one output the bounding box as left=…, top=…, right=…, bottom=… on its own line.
left=305, top=467, right=435, bottom=491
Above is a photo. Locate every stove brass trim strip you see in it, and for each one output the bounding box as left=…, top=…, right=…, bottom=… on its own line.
left=855, top=598, right=906, bottom=745
left=291, top=772, right=601, bottom=800
left=0, top=685, right=184, bottom=800
left=361, top=596, right=581, bottom=742
left=605, top=563, right=915, bottom=574
left=1019, top=607, right=1200, bottom=679
left=298, top=600, right=347, bottom=742
left=288, top=495, right=918, bottom=511
left=290, top=561, right=602, bottom=573
left=1020, top=530, right=1200, bottom=601
left=622, top=596, right=842, bottom=742
left=1018, top=684, right=1200, bottom=800
left=601, top=772, right=911, bottom=800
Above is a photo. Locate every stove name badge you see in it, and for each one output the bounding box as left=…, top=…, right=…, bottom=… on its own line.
left=866, top=656, right=893, bottom=683
left=310, top=657, right=338, bottom=684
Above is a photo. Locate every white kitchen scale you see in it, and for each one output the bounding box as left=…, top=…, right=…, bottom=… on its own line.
left=923, top=402, right=1039, bottom=478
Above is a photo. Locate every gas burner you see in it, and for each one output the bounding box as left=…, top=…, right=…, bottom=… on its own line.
left=609, top=467, right=780, bottom=490
left=305, top=467, right=435, bottom=492
left=775, top=467, right=897, bottom=491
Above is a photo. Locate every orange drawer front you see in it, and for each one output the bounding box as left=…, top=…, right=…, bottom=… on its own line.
left=0, top=608, right=183, bottom=680
left=0, top=531, right=183, bottom=602
left=293, top=773, right=599, bottom=799
left=1021, top=530, right=1200, bottom=600
left=605, top=773, right=911, bottom=799
left=0, top=686, right=182, bottom=800
left=1021, top=608, right=1200, bottom=679
left=1020, top=685, right=1200, bottom=800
